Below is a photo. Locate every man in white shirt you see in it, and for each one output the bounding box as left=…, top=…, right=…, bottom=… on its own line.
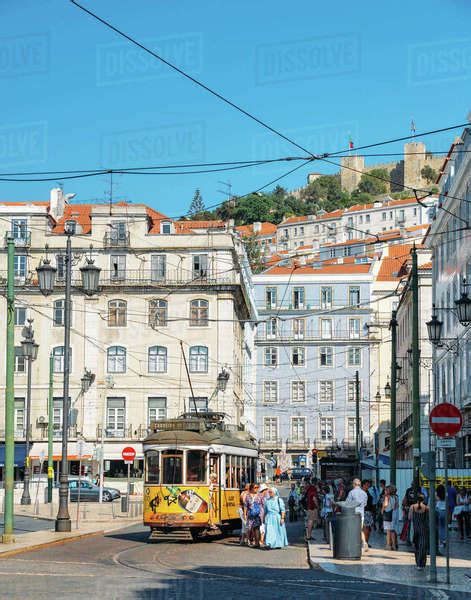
left=346, top=478, right=368, bottom=551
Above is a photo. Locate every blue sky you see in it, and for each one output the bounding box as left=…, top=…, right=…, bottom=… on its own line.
left=1, top=0, right=470, bottom=216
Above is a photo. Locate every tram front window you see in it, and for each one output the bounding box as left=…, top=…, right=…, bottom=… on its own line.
left=145, top=450, right=160, bottom=484
left=162, top=450, right=183, bottom=484
left=186, top=450, right=207, bottom=483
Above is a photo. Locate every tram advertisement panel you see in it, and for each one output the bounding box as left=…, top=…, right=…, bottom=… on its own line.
left=144, top=485, right=210, bottom=525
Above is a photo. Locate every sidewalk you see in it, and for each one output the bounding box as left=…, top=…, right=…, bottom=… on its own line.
left=307, top=528, right=471, bottom=594
left=0, top=499, right=143, bottom=558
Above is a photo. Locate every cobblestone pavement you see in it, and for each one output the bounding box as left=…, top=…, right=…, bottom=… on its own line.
left=0, top=517, right=468, bottom=599
left=0, top=513, right=53, bottom=534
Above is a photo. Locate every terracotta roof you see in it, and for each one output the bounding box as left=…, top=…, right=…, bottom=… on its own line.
left=52, top=204, right=93, bottom=234
left=317, top=209, right=344, bottom=220
left=0, top=201, right=49, bottom=206
left=296, top=244, right=313, bottom=250
left=421, top=261, right=432, bottom=270
left=236, top=222, right=277, bottom=237
left=174, top=219, right=225, bottom=233
left=376, top=244, right=413, bottom=281
left=263, top=262, right=372, bottom=276
left=280, top=215, right=309, bottom=225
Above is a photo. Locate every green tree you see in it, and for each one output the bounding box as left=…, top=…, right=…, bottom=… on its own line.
left=300, top=175, right=352, bottom=213
left=243, top=232, right=264, bottom=273
left=421, top=164, right=437, bottom=184
left=356, top=168, right=389, bottom=195
left=189, top=188, right=205, bottom=217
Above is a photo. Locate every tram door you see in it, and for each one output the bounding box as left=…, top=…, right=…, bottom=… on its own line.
left=209, top=454, right=220, bottom=523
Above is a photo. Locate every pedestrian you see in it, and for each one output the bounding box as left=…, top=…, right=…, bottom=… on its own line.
left=447, top=482, right=457, bottom=521
left=320, top=484, right=334, bottom=542
left=409, top=493, right=430, bottom=571
left=456, top=487, right=470, bottom=540
left=258, top=483, right=270, bottom=547
left=303, top=478, right=319, bottom=541
left=335, top=478, right=346, bottom=502
left=244, top=483, right=263, bottom=548
left=346, top=478, right=369, bottom=552
left=402, top=481, right=418, bottom=546
left=377, top=479, right=386, bottom=533
left=288, top=483, right=299, bottom=522
left=382, top=485, right=399, bottom=550
left=274, top=467, right=281, bottom=484
left=436, top=484, right=447, bottom=549
left=362, top=479, right=374, bottom=548
left=238, top=484, right=249, bottom=545
left=264, top=487, right=288, bottom=549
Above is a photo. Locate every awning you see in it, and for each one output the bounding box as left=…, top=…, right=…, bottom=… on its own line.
left=102, top=443, right=143, bottom=460
left=0, top=443, right=27, bottom=467
left=30, top=442, right=93, bottom=461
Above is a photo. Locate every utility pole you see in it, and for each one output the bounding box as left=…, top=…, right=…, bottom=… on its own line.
left=47, top=353, right=54, bottom=503
left=355, top=370, right=362, bottom=480
left=2, top=235, right=15, bottom=543
left=411, top=245, right=421, bottom=492
left=389, top=310, right=398, bottom=486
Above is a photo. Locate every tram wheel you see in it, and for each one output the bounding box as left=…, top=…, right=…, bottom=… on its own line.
left=190, top=529, right=204, bottom=541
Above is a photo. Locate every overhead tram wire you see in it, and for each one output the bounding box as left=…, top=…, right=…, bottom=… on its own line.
left=70, top=0, right=315, bottom=158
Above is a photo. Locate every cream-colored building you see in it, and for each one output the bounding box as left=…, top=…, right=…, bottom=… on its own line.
left=0, top=190, right=256, bottom=477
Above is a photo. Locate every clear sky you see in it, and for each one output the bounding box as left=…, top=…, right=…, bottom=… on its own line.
left=1, top=0, right=470, bottom=216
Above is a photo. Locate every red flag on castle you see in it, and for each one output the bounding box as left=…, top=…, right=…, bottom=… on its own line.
left=348, top=136, right=354, bottom=150
left=411, top=118, right=416, bottom=135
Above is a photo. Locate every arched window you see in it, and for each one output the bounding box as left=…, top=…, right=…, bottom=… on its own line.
left=190, top=299, right=208, bottom=326
left=149, top=299, right=168, bottom=327
left=189, top=346, right=208, bottom=373
left=53, top=346, right=72, bottom=373
left=148, top=346, right=167, bottom=373
left=53, top=299, right=72, bottom=327
left=108, top=300, right=127, bottom=327
left=107, top=346, right=126, bottom=373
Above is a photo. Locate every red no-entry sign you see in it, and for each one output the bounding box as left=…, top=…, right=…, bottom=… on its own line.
left=122, top=446, right=136, bottom=464
left=429, top=403, right=462, bottom=438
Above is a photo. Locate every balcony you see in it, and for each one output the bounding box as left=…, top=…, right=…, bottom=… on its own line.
left=96, top=425, right=133, bottom=439
left=256, top=331, right=368, bottom=342
left=256, top=300, right=369, bottom=313
left=4, top=231, right=31, bottom=248
left=286, top=438, right=310, bottom=450
left=258, top=438, right=283, bottom=449
left=104, top=231, right=130, bottom=248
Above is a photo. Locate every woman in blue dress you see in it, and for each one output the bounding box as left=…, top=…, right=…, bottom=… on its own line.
left=264, top=487, right=288, bottom=549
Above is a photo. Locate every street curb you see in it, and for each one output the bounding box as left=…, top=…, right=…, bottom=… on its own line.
left=0, top=530, right=104, bottom=558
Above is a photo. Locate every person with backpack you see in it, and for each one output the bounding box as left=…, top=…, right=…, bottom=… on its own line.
left=320, top=484, right=334, bottom=542
left=264, top=487, right=288, bottom=549
left=402, top=482, right=418, bottom=546
left=303, top=478, right=319, bottom=541
left=288, top=482, right=300, bottom=522
left=244, top=483, right=264, bottom=548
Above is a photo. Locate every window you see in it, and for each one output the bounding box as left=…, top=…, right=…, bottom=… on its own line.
left=149, top=299, right=168, bottom=327
left=187, top=397, right=208, bottom=413
left=266, top=317, right=277, bottom=339
left=366, top=215, right=370, bottom=223
left=263, top=381, right=278, bottom=403
left=11, top=218, right=28, bottom=241
left=110, top=255, right=126, bottom=281
left=189, top=346, right=208, bottom=373
left=53, top=299, right=72, bottom=327
left=266, top=287, right=277, bottom=309
left=359, top=215, right=363, bottom=224
left=187, top=450, right=207, bottom=483
left=106, top=397, right=125, bottom=436
left=348, top=347, right=361, bottom=366
left=320, top=318, right=332, bottom=339
left=264, top=347, right=277, bottom=366
left=349, top=286, right=361, bottom=307
left=145, top=450, right=160, bottom=484
left=56, top=254, right=65, bottom=280
left=52, top=346, right=72, bottom=373
left=291, top=417, right=306, bottom=441
left=389, top=211, right=393, bottom=219
left=14, top=347, right=26, bottom=373
left=14, top=306, right=26, bottom=326
left=320, top=417, right=334, bottom=441
left=300, top=226, right=304, bottom=236
left=347, top=381, right=361, bottom=402
left=107, top=346, right=126, bottom=373
left=413, top=207, right=417, bottom=216
left=347, top=417, right=362, bottom=442
left=161, top=450, right=183, bottom=484
left=108, top=300, right=127, bottom=327
left=292, top=346, right=305, bottom=366
left=14, top=398, right=25, bottom=435
left=398, top=209, right=405, bottom=222
left=150, top=254, right=166, bottom=281
left=161, top=221, right=172, bottom=235
left=382, top=212, right=386, bottom=221
left=291, top=381, right=306, bottom=404
left=293, top=318, right=305, bottom=339
left=110, top=221, right=127, bottom=242
left=148, top=346, right=167, bottom=373
left=192, top=254, right=208, bottom=278
left=264, top=417, right=278, bottom=441
left=53, top=398, right=63, bottom=434
left=321, top=286, right=332, bottom=309
left=349, top=318, right=361, bottom=339
left=319, top=380, right=334, bottom=403
left=190, top=299, right=208, bottom=326
left=148, top=397, right=167, bottom=424
left=293, top=287, right=305, bottom=309
left=320, top=346, right=333, bottom=366
left=14, top=255, right=26, bottom=279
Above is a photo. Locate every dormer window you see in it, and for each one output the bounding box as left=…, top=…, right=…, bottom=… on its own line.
left=161, top=221, right=173, bottom=234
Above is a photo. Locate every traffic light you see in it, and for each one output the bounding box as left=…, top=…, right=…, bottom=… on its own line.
left=311, top=448, right=318, bottom=464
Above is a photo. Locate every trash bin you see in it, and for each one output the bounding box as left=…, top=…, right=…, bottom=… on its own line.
left=121, top=494, right=129, bottom=512
left=332, top=505, right=362, bottom=560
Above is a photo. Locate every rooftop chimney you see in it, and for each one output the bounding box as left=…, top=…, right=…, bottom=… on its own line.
left=49, top=188, right=65, bottom=221
left=253, top=221, right=261, bottom=233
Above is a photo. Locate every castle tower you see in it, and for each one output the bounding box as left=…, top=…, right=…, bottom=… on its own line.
left=403, top=142, right=427, bottom=189
left=340, top=155, right=365, bottom=192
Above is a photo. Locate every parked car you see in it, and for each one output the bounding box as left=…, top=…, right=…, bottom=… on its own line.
left=69, top=479, right=120, bottom=502
left=290, top=468, right=312, bottom=480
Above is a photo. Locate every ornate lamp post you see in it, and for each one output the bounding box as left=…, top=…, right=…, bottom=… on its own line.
left=454, top=279, right=471, bottom=326
left=37, top=228, right=100, bottom=532
left=20, top=319, right=39, bottom=505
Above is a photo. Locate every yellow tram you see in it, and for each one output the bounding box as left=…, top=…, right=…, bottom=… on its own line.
left=143, top=412, right=258, bottom=539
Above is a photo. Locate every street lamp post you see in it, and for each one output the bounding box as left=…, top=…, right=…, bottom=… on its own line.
left=20, top=319, right=39, bottom=505
left=36, top=230, right=100, bottom=532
